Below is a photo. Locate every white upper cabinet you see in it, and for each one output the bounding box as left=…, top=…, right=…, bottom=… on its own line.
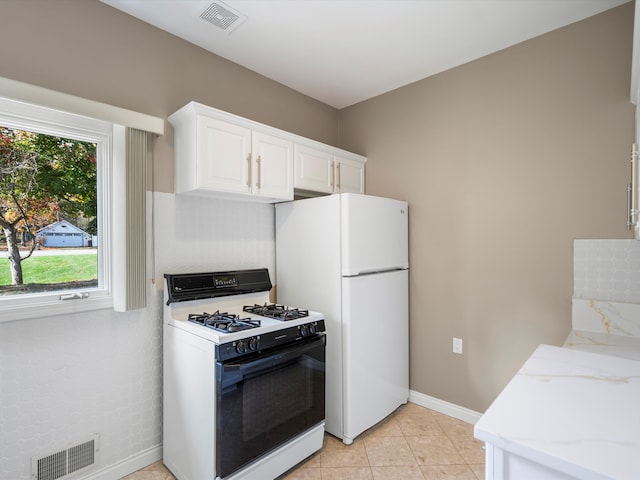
left=170, top=102, right=293, bottom=202
left=334, top=155, right=365, bottom=194
left=294, top=145, right=365, bottom=195
left=251, top=131, right=293, bottom=200
left=294, top=145, right=334, bottom=194
left=196, top=115, right=252, bottom=195
left=170, top=102, right=365, bottom=201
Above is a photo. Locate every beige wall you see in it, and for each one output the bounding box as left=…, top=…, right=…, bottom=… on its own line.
left=0, top=0, right=340, bottom=193
left=339, top=3, right=635, bottom=412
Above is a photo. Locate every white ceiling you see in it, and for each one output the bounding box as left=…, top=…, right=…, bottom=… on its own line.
left=101, top=0, right=630, bottom=109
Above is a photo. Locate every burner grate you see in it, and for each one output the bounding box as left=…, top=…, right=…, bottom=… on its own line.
left=243, top=303, right=309, bottom=321
left=188, top=311, right=261, bottom=333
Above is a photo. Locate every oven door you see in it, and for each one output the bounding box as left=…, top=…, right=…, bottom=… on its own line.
left=215, top=334, right=326, bottom=479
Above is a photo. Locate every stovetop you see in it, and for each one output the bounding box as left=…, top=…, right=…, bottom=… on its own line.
left=163, top=269, right=324, bottom=345
left=167, top=300, right=323, bottom=344
left=188, top=311, right=262, bottom=333
left=188, top=303, right=310, bottom=334
left=243, top=303, right=309, bottom=321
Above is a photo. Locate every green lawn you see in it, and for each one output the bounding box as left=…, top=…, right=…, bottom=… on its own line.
left=0, top=252, right=97, bottom=285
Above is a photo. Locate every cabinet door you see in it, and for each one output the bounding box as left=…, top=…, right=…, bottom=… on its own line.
left=335, top=156, right=365, bottom=194
left=196, top=116, right=251, bottom=194
left=252, top=132, right=294, bottom=201
left=484, top=444, right=582, bottom=480
left=294, top=145, right=334, bottom=194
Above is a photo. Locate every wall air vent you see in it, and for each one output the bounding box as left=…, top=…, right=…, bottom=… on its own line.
left=200, top=1, right=247, bottom=34
left=32, top=435, right=99, bottom=480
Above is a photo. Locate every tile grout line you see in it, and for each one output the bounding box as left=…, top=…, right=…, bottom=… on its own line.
left=430, top=409, right=483, bottom=480
left=401, top=414, right=432, bottom=480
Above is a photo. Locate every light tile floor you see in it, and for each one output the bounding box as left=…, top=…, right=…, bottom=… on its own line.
left=121, top=403, right=485, bottom=480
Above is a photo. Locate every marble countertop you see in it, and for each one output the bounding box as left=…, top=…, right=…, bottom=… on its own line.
left=563, top=330, right=640, bottom=362
left=474, top=344, right=640, bottom=480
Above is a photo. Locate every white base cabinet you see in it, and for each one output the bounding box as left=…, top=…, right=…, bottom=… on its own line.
left=474, top=345, right=640, bottom=480
left=169, top=102, right=366, bottom=201
left=484, top=444, right=578, bottom=480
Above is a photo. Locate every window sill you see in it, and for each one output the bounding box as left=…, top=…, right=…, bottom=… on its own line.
left=0, top=293, right=113, bottom=323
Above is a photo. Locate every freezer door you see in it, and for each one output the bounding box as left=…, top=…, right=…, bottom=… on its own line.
left=342, top=269, right=409, bottom=442
left=341, top=194, right=408, bottom=276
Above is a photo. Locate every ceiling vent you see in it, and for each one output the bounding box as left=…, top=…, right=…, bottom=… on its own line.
left=200, top=1, right=246, bottom=34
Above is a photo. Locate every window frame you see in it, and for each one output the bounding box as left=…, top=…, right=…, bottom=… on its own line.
left=0, top=97, right=114, bottom=322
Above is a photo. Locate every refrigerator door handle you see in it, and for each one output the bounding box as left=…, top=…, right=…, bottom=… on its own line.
left=344, top=266, right=408, bottom=277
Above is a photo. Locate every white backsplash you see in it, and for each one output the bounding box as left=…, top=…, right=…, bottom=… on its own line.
left=152, top=192, right=275, bottom=280
left=572, top=239, right=640, bottom=337
left=573, top=239, right=640, bottom=303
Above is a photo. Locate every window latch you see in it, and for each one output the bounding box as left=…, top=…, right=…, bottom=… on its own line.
left=59, top=292, right=90, bottom=301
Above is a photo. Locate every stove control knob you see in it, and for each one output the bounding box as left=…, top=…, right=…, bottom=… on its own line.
left=235, top=340, right=247, bottom=354
left=248, top=337, right=258, bottom=351
left=308, top=323, right=317, bottom=335
left=299, top=324, right=309, bottom=337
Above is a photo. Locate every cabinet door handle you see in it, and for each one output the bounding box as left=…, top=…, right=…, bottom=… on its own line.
left=247, top=154, right=252, bottom=188
left=256, top=155, right=262, bottom=188
left=628, top=144, right=638, bottom=230
left=330, top=160, right=335, bottom=189
left=336, top=162, right=341, bottom=190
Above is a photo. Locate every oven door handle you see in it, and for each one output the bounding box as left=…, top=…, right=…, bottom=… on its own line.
left=217, top=335, right=325, bottom=390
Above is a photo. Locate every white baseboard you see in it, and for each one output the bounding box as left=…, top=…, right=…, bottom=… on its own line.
left=409, top=390, right=482, bottom=425
left=77, top=444, right=163, bottom=480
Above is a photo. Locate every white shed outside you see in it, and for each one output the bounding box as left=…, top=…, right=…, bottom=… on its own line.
left=35, top=220, right=91, bottom=248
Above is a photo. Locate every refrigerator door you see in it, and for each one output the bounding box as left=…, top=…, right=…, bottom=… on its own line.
left=341, top=269, right=409, bottom=443
left=340, top=194, right=408, bottom=276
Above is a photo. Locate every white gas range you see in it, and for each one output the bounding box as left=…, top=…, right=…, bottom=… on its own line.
left=162, top=269, right=326, bottom=480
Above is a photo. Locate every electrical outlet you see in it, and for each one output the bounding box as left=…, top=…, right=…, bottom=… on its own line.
left=452, top=337, right=463, bottom=354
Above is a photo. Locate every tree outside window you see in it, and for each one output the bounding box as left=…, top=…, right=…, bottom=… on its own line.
left=0, top=126, right=98, bottom=293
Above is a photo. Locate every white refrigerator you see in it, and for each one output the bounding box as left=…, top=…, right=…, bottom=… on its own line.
left=275, top=193, right=409, bottom=445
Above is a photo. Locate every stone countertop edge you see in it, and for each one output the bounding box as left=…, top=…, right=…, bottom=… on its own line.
left=474, top=343, right=640, bottom=480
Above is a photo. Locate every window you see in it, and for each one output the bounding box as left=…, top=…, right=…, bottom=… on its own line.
left=0, top=78, right=162, bottom=322
left=0, top=98, right=114, bottom=320
left=1, top=126, right=99, bottom=291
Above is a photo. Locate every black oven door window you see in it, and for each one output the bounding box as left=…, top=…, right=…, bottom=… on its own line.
left=215, top=335, right=326, bottom=478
